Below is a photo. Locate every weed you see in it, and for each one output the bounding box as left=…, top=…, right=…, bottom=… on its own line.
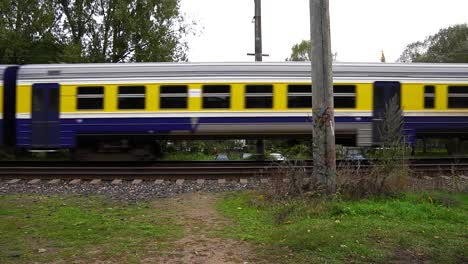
left=261, top=160, right=311, bottom=200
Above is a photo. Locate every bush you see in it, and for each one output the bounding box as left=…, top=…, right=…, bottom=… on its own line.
left=337, top=95, right=410, bottom=198
left=262, top=160, right=311, bottom=200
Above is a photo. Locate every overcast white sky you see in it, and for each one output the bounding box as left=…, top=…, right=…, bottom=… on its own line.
left=180, top=0, right=468, bottom=63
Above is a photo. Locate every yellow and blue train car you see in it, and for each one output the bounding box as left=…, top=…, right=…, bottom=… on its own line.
left=2, top=62, right=468, bottom=154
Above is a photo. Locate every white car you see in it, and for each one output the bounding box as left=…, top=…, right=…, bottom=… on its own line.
left=269, top=153, right=286, bottom=161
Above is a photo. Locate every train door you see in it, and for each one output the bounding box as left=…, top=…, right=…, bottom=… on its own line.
left=372, top=81, right=401, bottom=145
left=31, top=83, right=60, bottom=148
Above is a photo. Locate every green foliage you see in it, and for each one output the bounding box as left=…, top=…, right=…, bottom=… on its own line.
left=161, top=140, right=244, bottom=160
left=343, top=95, right=410, bottom=198
left=266, top=139, right=312, bottom=160
left=0, top=195, right=182, bottom=263
left=286, top=40, right=311, bottom=61
left=0, top=0, right=191, bottom=64
left=162, top=151, right=215, bottom=161
left=0, top=0, right=63, bottom=64
left=218, top=192, right=468, bottom=264
left=399, top=24, right=468, bottom=63
left=378, top=95, right=403, bottom=147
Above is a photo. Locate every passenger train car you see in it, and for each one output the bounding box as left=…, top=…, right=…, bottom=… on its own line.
left=1, top=62, right=468, bottom=156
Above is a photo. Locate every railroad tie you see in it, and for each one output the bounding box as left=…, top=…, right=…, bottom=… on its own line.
left=176, top=179, right=184, bottom=186
left=218, top=179, right=226, bottom=184
left=196, top=179, right=205, bottom=184
left=69, top=179, right=81, bottom=185
left=90, top=179, right=101, bottom=185
left=48, top=179, right=61, bottom=184
left=28, top=179, right=41, bottom=184
left=132, top=179, right=143, bottom=185
left=240, top=178, right=248, bottom=184
left=7, top=179, right=21, bottom=184
left=111, top=179, right=123, bottom=185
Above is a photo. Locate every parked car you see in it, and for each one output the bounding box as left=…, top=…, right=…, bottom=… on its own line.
left=241, top=153, right=253, bottom=159
left=269, top=153, right=286, bottom=161
left=215, top=153, right=229, bottom=161
left=343, top=152, right=369, bottom=165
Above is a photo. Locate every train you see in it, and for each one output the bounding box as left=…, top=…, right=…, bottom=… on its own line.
left=1, top=62, right=468, bottom=159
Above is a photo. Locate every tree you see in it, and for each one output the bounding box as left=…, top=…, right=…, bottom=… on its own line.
left=0, top=0, right=63, bottom=64
left=286, top=40, right=311, bottom=61
left=398, top=24, right=468, bottom=63
left=0, top=0, right=191, bottom=64
left=57, top=0, right=190, bottom=63
left=286, top=39, right=338, bottom=62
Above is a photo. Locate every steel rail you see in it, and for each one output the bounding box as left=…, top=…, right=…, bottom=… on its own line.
left=0, top=159, right=467, bottom=181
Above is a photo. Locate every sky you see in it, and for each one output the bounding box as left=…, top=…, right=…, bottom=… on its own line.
left=180, top=0, right=468, bottom=63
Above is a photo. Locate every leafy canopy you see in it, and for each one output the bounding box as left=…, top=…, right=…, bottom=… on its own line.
left=398, top=24, right=468, bottom=63
left=0, top=0, right=192, bottom=64
left=286, top=40, right=338, bottom=62
left=286, top=40, right=311, bottom=61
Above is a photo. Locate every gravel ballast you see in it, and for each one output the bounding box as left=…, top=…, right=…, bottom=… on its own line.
left=0, top=179, right=260, bottom=202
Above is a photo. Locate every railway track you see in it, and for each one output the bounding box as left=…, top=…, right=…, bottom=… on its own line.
left=0, top=158, right=467, bottom=181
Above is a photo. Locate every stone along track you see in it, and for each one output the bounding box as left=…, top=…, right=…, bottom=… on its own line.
left=0, top=159, right=467, bottom=182
left=0, top=161, right=294, bottom=183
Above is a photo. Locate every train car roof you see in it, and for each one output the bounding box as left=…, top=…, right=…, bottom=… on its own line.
left=16, top=62, right=468, bottom=85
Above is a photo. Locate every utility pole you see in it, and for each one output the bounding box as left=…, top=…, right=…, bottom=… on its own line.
left=254, top=0, right=262, bottom=61
left=252, top=0, right=265, bottom=158
left=247, top=0, right=269, bottom=60
left=310, top=0, right=336, bottom=193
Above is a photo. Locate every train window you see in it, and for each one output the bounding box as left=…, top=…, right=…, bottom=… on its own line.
left=245, top=85, right=273, bottom=108
left=49, top=88, right=59, bottom=111
left=424, top=85, right=435, bottom=109
left=333, top=85, right=356, bottom=108
left=288, top=84, right=311, bottom=108
left=77, top=86, right=104, bottom=110
left=32, top=88, right=43, bottom=112
left=203, top=85, right=230, bottom=109
left=448, top=86, right=468, bottom=109
left=160, top=85, right=188, bottom=109
left=118, top=86, right=145, bottom=110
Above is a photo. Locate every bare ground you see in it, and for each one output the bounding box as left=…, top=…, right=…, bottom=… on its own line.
left=146, top=193, right=256, bottom=264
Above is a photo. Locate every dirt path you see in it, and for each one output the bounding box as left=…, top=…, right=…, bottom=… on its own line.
left=147, top=193, right=255, bottom=264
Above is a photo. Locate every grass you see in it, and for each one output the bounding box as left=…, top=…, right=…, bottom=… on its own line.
left=218, top=191, right=468, bottom=264
left=162, top=152, right=215, bottom=160
left=0, top=194, right=183, bottom=263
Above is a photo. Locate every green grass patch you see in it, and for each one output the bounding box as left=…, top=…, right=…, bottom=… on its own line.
left=162, top=151, right=243, bottom=161
left=162, top=152, right=216, bottom=160
left=0, top=195, right=182, bottom=263
left=218, top=192, right=468, bottom=263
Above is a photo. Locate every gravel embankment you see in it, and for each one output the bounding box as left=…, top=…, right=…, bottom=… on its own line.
left=2, top=176, right=466, bottom=202
left=0, top=180, right=260, bottom=202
